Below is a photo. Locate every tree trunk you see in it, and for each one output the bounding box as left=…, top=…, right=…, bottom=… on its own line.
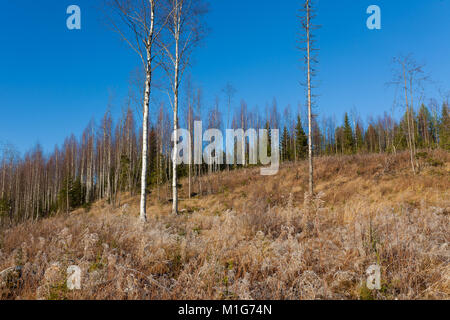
left=306, top=0, right=314, bottom=195
left=140, top=57, right=152, bottom=222
left=139, top=4, right=155, bottom=222
left=172, top=9, right=181, bottom=215
left=188, top=109, right=192, bottom=199
left=403, top=64, right=416, bottom=174
left=172, top=64, right=179, bottom=214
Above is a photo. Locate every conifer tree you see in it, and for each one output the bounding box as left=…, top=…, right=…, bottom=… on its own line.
left=343, top=113, right=354, bottom=154
left=440, top=102, right=450, bottom=151
left=281, top=126, right=290, bottom=161
left=295, top=115, right=308, bottom=159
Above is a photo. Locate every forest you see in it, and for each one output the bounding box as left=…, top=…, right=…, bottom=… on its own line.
left=0, top=0, right=449, bottom=301
left=1, top=86, right=449, bottom=224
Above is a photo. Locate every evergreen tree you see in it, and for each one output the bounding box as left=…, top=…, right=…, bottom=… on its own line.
left=0, top=198, right=10, bottom=221
left=365, top=124, right=378, bottom=153
left=355, top=122, right=364, bottom=152
left=295, top=115, right=308, bottom=159
left=265, top=121, right=272, bottom=157
left=343, top=113, right=354, bottom=154
left=440, top=103, right=450, bottom=151
left=58, top=177, right=84, bottom=212
left=281, top=126, right=291, bottom=161
left=335, top=126, right=343, bottom=154
left=417, top=104, right=432, bottom=148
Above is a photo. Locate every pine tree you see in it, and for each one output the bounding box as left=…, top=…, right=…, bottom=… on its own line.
left=335, top=126, right=343, bottom=154
left=295, top=115, right=308, bottom=159
left=440, top=103, right=450, bottom=151
left=343, top=113, right=354, bottom=154
left=265, top=121, right=272, bottom=157
left=417, top=104, right=432, bottom=148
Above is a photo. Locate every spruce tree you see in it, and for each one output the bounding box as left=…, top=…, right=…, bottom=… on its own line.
left=265, top=121, right=271, bottom=157
left=417, top=104, right=432, bottom=148
left=343, top=113, right=354, bottom=154
left=281, top=126, right=291, bottom=161
left=295, top=115, right=308, bottom=159
left=440, top=103, right=450, bottom=151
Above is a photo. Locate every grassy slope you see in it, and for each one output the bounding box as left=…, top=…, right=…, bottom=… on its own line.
left=1, top=150, right=449, bottom=300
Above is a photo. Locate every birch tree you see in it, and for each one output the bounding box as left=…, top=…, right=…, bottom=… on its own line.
left=159, top=0, right=208, bottom=214
left=222, top=82, right=236, bottom=171
left=391, top=55, right=427, bottom=174
left=105, top=0, right=164, bottom=222
left=183, top=75, right=195, bottom=198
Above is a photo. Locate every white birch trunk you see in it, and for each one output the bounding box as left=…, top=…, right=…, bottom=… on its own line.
left=172, top=4, right=181, bottom=215
left=172, top=56, right=179, bottom=214
left=139, top=3, right=155, bottom=222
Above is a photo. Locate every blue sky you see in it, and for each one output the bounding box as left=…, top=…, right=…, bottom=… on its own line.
left=1, top=0, right=450, bottom=154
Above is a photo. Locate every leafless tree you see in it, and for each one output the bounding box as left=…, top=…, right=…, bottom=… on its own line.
left=158, top=0, right=208, bottom=214
left=300, top=0, right=319, bottom=195
left=391, top=54, right=428, bottom=174
left=222, top=82, right=236, bottom=171
left=104, top=0, right=166, bottom=222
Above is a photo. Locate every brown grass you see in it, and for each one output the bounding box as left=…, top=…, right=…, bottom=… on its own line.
left=1, top=150, right=449, bottom=300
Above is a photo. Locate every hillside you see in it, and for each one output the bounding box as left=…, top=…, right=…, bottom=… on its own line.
left=1, top=151, right=449, bottom=300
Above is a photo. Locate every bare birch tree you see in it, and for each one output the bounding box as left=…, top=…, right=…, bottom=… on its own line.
left=223, top=82, right=236, bottom=171
left=184, top=75, right=195, bottom=198
left=159, top=0, right=208, bottom=214
left=105, top=0, right=164, bottom=222
left=391, top=54, right=427, bottom=174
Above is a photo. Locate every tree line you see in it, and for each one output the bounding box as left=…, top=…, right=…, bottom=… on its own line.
left=0, top=93, right=448, bottom=224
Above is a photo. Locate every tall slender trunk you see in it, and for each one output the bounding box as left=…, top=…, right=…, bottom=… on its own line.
left=172, top=7, right=181, bottom=215
left=139, top=4, right=155, bottom=222
left=172, top=57, right=179, bottom=214
left=188, top=108, right=192, bottom=199
left=403, top=64, right=416, bottom=174
left=306, top=0, right=314, bottom=195
left=409, top=78, right=417, bottom=155
left=140, top=69, right=150, bottom=222
left=1, top=162, right=5, bottom=199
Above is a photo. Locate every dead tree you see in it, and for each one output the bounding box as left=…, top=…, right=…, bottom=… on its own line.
left=300, top=0, right=319, bottom=196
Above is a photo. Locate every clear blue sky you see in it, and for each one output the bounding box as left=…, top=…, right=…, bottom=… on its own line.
left=1, top=0, right=450, bottom=154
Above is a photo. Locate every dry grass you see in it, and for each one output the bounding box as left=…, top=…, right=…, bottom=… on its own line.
left=1, top=151, right=449, bottom=300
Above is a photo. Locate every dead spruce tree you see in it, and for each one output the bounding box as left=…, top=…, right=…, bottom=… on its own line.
left=105, top=0, right=165, bottom=222
left=300, top=0, right=319, bottom=196
left=159, top=0, right=208, bottom=214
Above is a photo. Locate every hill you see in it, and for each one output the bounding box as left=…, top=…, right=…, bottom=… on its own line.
left=1, top=151, right=449, bottom=300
